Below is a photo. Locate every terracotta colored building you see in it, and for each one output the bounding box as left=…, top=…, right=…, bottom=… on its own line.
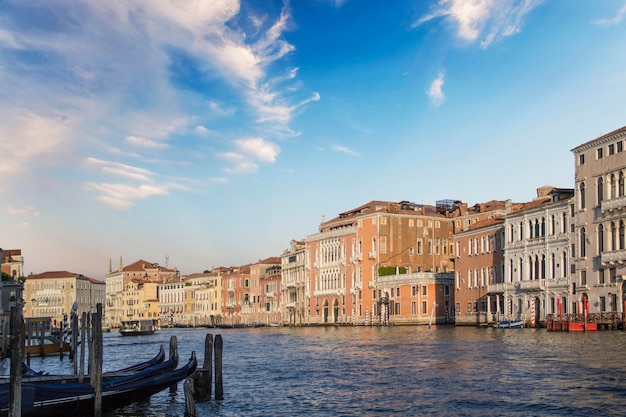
left=305, top=200, right=463, bottom=325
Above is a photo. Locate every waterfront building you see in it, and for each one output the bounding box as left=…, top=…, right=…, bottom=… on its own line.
left=23, top=271, right=105, bottom=325
left=454, top=218, right=505, bottom=326
left=184, top=271, right=222, bottom=326
left=1, top=248, right=24, bottom=279
left=159, top=280, right=185, bottom=327
left=122, top=278, right=159, bottom=322
left=258, top=258, right=282, bottom=325
left=222, top=265, right=250, bottom=325
left=305, top=200, right=459, bottom=325
left=502, top=187, right=574, bottom=325
left=571, top=126, right=626, bottom=315
left=105, top=258, right=179, bottom=328
left=281, top=240, right=307, bottom=326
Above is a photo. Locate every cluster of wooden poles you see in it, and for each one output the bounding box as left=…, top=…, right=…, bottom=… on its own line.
left=7, top=302, right=226, bottom=417
left=185, top=333, right=224, bottom=417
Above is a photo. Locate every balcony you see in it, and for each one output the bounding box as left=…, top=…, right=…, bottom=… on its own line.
left=368, top=251, right=376, bottom=260
left=515, top=280, right=545, bottom=292
left=601, top=195, right=626, bottom=213
left=350, top=254, right=362, bottom=263
left=601, top=248, right=626, bottom=265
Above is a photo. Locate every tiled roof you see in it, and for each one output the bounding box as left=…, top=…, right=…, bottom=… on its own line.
left=26, top=271, right=100, bottom=282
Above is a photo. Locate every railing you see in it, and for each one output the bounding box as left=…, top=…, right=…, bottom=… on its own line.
left=601, top=248, right=626, bottom=264
left=601, top=195, right=626, bottom=213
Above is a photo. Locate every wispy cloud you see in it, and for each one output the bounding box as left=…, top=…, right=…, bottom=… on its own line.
left=7, top=205, right=40, bottom=216
left=86, top=158, right=156, bottom=182
left=593, top=4, right=626, bottom=27
left=332, top=145, right=360, bottom=157
left=125, top=136, right=169, bottom=149
left=0, top=1, right=317, bottom=209
left=414, top=0, right=542, bottom=49
left=427, top=74, right=446, bottom=107
left=85, top=182, right=170, bottom=210
left=219, top=137, right=281, bottom=174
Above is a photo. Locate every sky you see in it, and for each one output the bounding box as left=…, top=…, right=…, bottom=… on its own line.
left=2, top=0, right=626, bottom=280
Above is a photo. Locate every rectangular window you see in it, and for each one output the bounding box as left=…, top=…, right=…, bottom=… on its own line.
left=599, top=269, right=605, bottom=284
left=581, top=270, right=587, bottom=286
left=409, top=247, right=414, bottom=256
left=467, top=302, right=472, bottom=314
left=422, top=286, right=427, bottom=296
left=600, top=296, right=606, bottom=312
left=579, top=154, right=585, bottom=165
left=597, top=147, right=603, bottom=159
left=412, top=301, right=417, bottom=315
left=610, top=268, right=617, bottom=283
left=618, top=141, right=624, bottom=152
left=609, top=144, right=615, bottom=155
left=422, top=301, right=428, bottom=314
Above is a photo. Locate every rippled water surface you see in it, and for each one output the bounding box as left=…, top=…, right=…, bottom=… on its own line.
left=30, top=326, right=626, bottom=416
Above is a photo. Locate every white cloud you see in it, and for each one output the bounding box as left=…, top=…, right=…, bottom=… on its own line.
left=7, top=205, right=40, bottom=216
left=85, top=182, right=169, bottom=210
left=332, top=145, right=360, bottom=157
left=235, top=137, right=280, bottom=163
left=125, top=136, right=169, bottom=149
left=593, top=4, right=626, bottom=27
left=427, top=74, right=445, bottom=107
left=0, top=109, right=72, bottom=176
left=86, top=158, right=155, bottom=182
left=414, top=0, right=541, bottom=48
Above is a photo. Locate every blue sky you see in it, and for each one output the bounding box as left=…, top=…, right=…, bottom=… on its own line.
left=2, top=0, right=625, bottom=279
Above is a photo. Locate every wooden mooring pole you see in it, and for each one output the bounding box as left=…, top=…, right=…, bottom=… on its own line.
left=79, top=312, right=87, bottom=382
left=91, top=304, right=103, bottom=417
left=170, top=335, right=178, bottom=393
left=191, top=333, right=213, bottom=402
left=9, top=306, right=23, bottom=417
left=215, top=334, right=223, bottom=400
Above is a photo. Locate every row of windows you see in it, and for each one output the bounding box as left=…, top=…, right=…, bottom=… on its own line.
left=579, top=139, right=624, bottom=165
left=578, top=221, right=626, bottom=256
left=509, top=214, right=567, bottom=242
left=578, top=170, right=626, bottom=209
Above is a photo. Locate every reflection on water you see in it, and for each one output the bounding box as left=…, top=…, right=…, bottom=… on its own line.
left=31, top=326, right=626, bottom=416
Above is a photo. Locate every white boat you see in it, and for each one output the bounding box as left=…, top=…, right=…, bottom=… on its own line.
left=119, top=319, right=158, bottom=336
left=494, top=320, right=523, bottom=329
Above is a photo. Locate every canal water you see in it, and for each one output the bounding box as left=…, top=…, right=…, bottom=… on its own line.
left=27, top=326, right=626, bottom=416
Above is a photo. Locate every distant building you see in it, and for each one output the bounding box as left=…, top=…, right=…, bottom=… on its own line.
left=503, top=187, right=574, bottom=325
left=305, top=200, right=459, bottom=325
left=105, top=258, right=179, bottom=328
left=571, top=126, right=626, bottom=315
left=1, top=248, right=24, bottom=279
left=23, top=271, right=105, bottom=325
left=222, top=265, right=250, bottom=325
left=258, top=258, right=282, bottom=325
left=454, top=217, right=505, bottom=326
left=122, top=278, right=159, bottom=322
left=281, top=240, right=307, bottom=326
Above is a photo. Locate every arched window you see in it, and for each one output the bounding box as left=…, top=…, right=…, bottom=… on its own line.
left=509, top=259, right=514, bottom=283
left=562, top=251, right=567, bottom=278
left=597, top=176, right=604, bottom=203
left=611, top=222, right=617, bottom=251
left=551, top=253, right=556, bottom=278
left=534, top=255, right=540, bottom=280
left=580, top=227, right=587, bottom=257
left=620, top=172, right=625, bottom=197
left=551, top=215, right=556, bottom=235
left=519, top=258, right=523, bottom=281
left=510, top=224, right=514, bottom=242
left=562, top=213, right=567, bottom=234
left=541, top=217, right=546, bottom=236
left=541, top=255, right=546, bottom=279
left=535, top=220, right=540, bottom=238
left=610, top=174, right=616, bottom=199
left=529, top=220, right=534, bottom=238
left=580, top=182, right=586, bottom=209
left=530, top=256, right=535, bottom=280
left=620, top=220, right=625, bottom=251
left=599, top=224, right=605, bottom=253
